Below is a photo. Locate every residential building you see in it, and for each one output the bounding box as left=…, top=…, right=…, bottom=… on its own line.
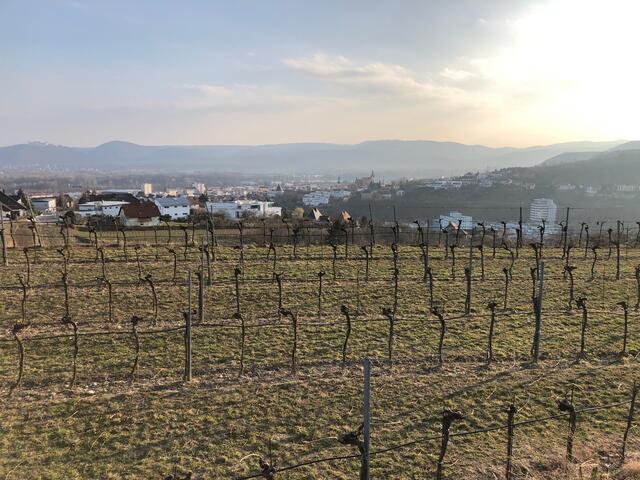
left=529, top=198, right=558, bottom=224
left=0, top=191, right=27, bottom=218
left=206, top=200, right=282, bottom=220
left=31, top=198, right=57, bottom=212
left=155, top=197, right=191, bottom=220
left=302, top=191, right=331, bottom=207
left=118, top=203, right=161, bottom=227
left=77, top=201, right=129, bottom=218
left=425, top=179, right=463, bottom=190
left=142, top=183, right=153, bottom=195
left=616, top=185, right=639, bottom=192
left=302, top=190, right=351, bottom=207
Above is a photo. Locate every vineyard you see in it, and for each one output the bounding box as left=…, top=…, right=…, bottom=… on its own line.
left=1, top=220, right=640, bottom=479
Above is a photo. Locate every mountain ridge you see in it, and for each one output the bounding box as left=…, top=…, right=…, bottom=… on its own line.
left=0, top=139, right=629, bottom=177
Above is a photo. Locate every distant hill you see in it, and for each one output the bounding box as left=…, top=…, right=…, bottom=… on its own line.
left=531, top=148, right=640, bottom=186
left=540, top=151, right=599, bottom=166
left=0, top=139, right=628, bottom=177
left=610, top=141, right=640, bottom=151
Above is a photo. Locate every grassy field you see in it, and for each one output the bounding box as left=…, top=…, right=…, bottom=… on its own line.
left=1, top=225, right=640, bottom=479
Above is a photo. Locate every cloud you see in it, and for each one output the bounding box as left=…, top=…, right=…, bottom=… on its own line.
left=177, top=82, right=352, bottom=112
left=182, top=84, right=235, bottom=98
left=282, top=53, right=504, bottom=116
left=283, top=53, right=463, bottom=100
left=440, top=67, right=474, bottom=81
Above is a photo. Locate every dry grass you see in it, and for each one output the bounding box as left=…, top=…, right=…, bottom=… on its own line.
left=0, top=225, right=639, bottom=478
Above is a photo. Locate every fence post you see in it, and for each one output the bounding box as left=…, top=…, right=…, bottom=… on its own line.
left=433, top=306, right=446, bottom=366
left=564, top=207, right=570, bottom=257
left=234, top=267, right=241, bottom=318
left=363, top=358, right=371, bottom=480
left=518, top=206, right=523, bottom=248
left=184, top=270, right=192, bottom=382
left=197, top=268, right=204, bottom=324
left=506, top=403, right=517, bottom=480
left=276, top=273, right=283, bottom=320
left=532, top=261, right=544, bottom=362
left=618, top=301, right=629, bottom=355
left=467, top=228, right=474, bottom=313
left=503, top=267, right=509, bottom=310
left=621, top=380, right=638, bottom=464
left=487, top=301, right=497, bottom=364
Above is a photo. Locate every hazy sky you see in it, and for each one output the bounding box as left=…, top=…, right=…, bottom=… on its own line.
left=1, top=0, right=639, bottom=147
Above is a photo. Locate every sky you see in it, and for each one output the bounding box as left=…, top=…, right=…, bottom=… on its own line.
left=1, top=0, right=639, bottom=147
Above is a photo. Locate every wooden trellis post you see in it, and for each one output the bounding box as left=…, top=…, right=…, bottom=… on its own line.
left=317, top=270, right=325, bottom=320
left=618, top=301, right=629, bottom=355
left=275, top=273, right=283, bottom=320
left=503, top=267, right=510, bottom=310
left=505, top=403, right=517, bottom=480
left=184, top=271, right=192, bottom=382
left=433, top=306, right=446, bottom=366
left=331, top=243, right=337, bottom=281
left=486, top=301, right=497, bottom=364
left=197, top=268, right=204, bottom=323
left=363, top=358, right=371, bottom=480
left=532, top=261, right=544, bottom=362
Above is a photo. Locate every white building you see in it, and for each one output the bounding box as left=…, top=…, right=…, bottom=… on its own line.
left=529, top=198, right=558, bottom=224
left=192, top=183, right=206, bottom=194
left=302, top=190, right=351, bottom=207
left=438, top=211, right=473, bottom=230
left=206, top=200, right=282, bottom=220
left=303, top=191, right=331, bottom=207
left=142, top=183, right=153, bottom=195
left=425, top=179, right=463, bottom=190
left=155, top=197, right=191, bottom=220
left=31, top=198, right=57, bottom=212
left=77, top=201, right=129, bottom=218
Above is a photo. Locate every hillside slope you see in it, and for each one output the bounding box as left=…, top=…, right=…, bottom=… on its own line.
left=532, top=148, right=640, bottom=185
